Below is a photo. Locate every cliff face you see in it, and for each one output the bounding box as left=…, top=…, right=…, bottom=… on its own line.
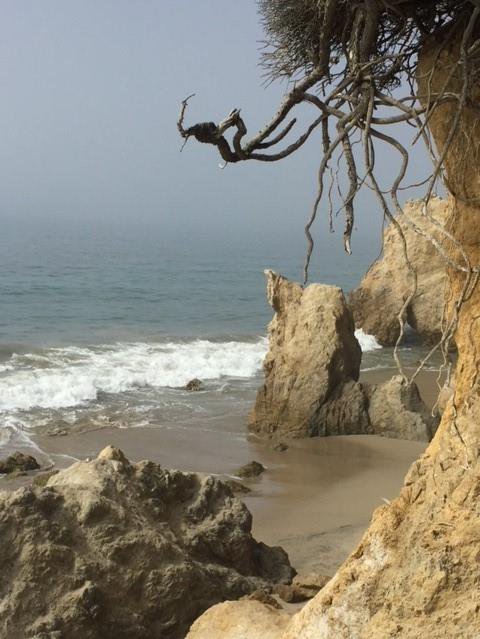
left=349, top=197, right=450, bottom=346
left=0, top=446, right=294, bottom=639
left=187, top=34, right=480, bottom=639
left=249, top=270, right=369, bottom=438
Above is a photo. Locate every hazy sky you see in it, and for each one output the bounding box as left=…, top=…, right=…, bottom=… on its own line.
left=1, top=1, right=431, bottom=244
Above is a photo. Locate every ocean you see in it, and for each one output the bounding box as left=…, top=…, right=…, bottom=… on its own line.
left=0, top=215, right=436, bottom=460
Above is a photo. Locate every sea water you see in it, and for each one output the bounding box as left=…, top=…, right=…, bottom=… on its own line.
left=0, top=215, right=436, bottom=457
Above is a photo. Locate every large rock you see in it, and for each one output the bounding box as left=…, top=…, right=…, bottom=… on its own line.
left=368, top=375, right=438, bottom=441
left=0, top=446, right=294, bottom=639
left=249, top=271, right=368, bottom=438
left=349, top=197, right=450, bottom=345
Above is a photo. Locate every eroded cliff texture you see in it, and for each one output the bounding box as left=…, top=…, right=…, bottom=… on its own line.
left=0, top=446, right=294, bottom=639
left=187, top=33, right=480, bottom=639
left=249, top=271, right=369, bottom=438
left=349, top=197, right=449, bottom=346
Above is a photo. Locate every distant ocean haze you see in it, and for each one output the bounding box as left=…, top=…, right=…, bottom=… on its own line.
left=0, top=215, right=381, bottom=345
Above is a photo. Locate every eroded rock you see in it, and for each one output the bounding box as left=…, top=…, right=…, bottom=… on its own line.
left=349, top=197, right=450, bottom=346
left=0, top=452, right=40, bottom=475
left=187, top=600, right=290, bottom=639
left=237, top=461, right=266, bottom=479
left=250, top=271, right=368, bottom=439
left=368, top=375, right=438, bottom=441
left=0, top=446, right=294, bottom=639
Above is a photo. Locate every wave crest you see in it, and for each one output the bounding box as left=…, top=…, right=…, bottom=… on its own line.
left=0, top=339, right=268, bottom=412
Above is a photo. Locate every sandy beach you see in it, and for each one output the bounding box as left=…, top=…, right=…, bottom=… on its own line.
left=0, top=366, right=438, bottom=578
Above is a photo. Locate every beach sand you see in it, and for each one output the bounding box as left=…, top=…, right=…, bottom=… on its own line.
left=2, top=367, right=439, bottom=576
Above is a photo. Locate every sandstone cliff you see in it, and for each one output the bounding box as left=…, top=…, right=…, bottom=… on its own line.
left=349, top=197, right=450, bottom=346
left=0, top=446, right=294, bottom=639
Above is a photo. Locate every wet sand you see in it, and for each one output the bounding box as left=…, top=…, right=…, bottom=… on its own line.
left=247, top=435, right=424, bottom=575
left=2, top=367, right=438, bottom=575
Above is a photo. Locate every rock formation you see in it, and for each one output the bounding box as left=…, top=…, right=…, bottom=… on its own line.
left=186, top=33, right=480, bottom=639
left=368, top=375, right=437, bottom=442
left=349, top=197, right=450, bottom=345
left=0, top=446, right=294, bottom=639
left=249, top=270, right=369, bottom=439
left=249, top=270, right=436, bottom=443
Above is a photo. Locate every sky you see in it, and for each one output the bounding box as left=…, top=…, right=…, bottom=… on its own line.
left=0, top=0, right=432, bottom=245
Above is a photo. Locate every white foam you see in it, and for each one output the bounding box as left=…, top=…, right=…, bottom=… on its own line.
left=355, top=328, right=382, bottom=352
left=0, top=338, right=268, bottom=412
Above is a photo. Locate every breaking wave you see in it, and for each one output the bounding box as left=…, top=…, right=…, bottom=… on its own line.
left=0, top=338, right=268, bottom=412
left=354, top=328, right=382, bottom=352
left=0, top=330, right=381, bottom=414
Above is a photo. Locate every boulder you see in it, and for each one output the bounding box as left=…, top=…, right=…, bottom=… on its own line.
left=237, top=461, right=266, bottom=479
left=187, top=600, right=290, bottom=639
left=250, top=271, right=368, bottom=439
left=0, top=446, right=294, bottom=639
left=0, top=451, right=40, bottom=475
left=368, top=375, right=438, bottom=442
left=349, top=197, right=450, bottom=346
left=185, top=378, right=204, bottom=391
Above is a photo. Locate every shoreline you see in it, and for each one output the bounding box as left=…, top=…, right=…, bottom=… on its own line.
left=1, top=366, right=438, bottom=576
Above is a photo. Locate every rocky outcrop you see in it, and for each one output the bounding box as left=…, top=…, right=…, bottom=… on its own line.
left=249, top=271, right=369, bottom=439
left=368, top=375, right=438, bottom=441
left=349, top=197, right=450, bottom=345
left=249, top=271, right=435, bottom=443
left=0, top=446, right=294, bottom=639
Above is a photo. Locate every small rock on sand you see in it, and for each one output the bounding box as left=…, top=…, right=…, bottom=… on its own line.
left=237, top=461, right=266, bottom=479
left=0, top=452, right=40, bottom=475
